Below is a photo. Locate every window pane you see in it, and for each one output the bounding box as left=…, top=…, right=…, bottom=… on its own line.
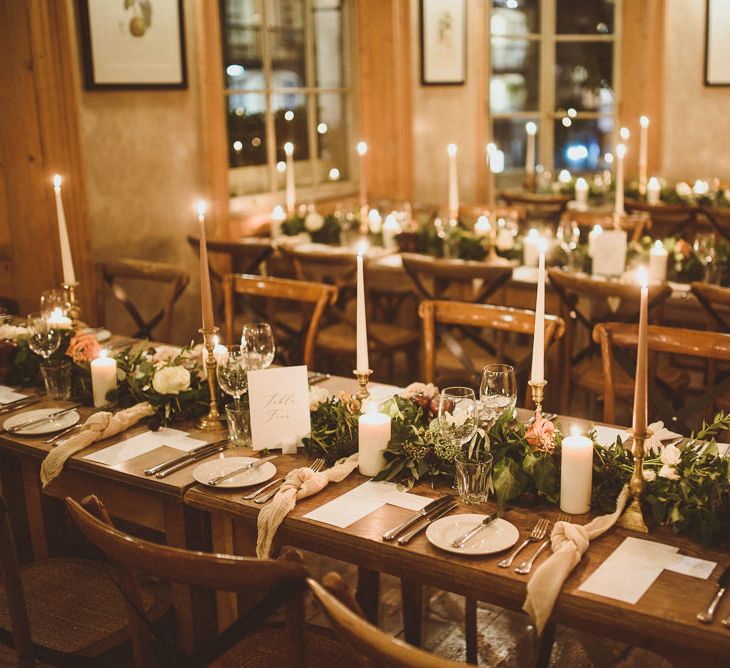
left=553, top=117, right=613, bottom=171
left=491, top=1, right=539, bottom=35
left=268, top=0, right=307, bottom=87
left=556, top=0, right=614, bottom=34
left=490, top=39, right=539, bottom=112
left=226, top=93, right=267, bottom=168
left=555, top=42, right=614, bottom=113
left=222, top=0, right=264, bottom=90
left=274, top=96, right=313, bottom=187
left=313, top=0, right=345, bottom=87
left=317, top=93, right=349, bottom=183
left=493, top=118, right=540, bottom=170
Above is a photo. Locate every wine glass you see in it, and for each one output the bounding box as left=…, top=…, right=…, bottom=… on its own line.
left=438, top=387, right=479, bottom=450
left=480, top=364, right=517, bottom=428
left=240, top=322, right=275, bottom=370
left=40, top=289, right=69, bottom=318
left=694, top=232, right=717, bottom=282
left=216, top=345, right=249, bottom=409
left=557, top=219, right=580, bottom=268
left=26, top=313, right=61, bottom=361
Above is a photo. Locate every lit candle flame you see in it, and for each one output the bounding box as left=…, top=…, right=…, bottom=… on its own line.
left=284, top=142, right=294, bottom=156
left=616, top=143, right=626, bottom=159
left=525, top=121, right=537, bottom=135
left=196, top=200, right=207, bottom=217
left=447, top=143, right=457, bottom=157
left=620, top=127, right=630, bottom=141
left=99, top=349, right=108, bottom=360
left=53, top=174, right=62, bottom=189
left=357, top=141, right=368, bottom=156
left=637, top=266, right=649, bottom=289
left=570, top=425, right=582, bottom=437
left=357, top=240, right=369, bottom=257
left=640, top=115, right=650, bottom=128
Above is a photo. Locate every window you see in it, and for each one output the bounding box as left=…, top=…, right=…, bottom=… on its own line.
left=489, top=0, right=620, bottom=178
left=221, top=0, right=353, bottom=198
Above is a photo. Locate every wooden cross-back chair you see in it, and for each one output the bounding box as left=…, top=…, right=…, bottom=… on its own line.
left=625, top=199, right=699, bottom=238
left=66, top=495, right=349, bottom=668
left=0, top=495, right=166, bottom=668
left=594, top=323, right=730, bottom=431
left=419, top=300, right=565, bottom=407
left=699, top=207, right=730, bottom=241
left=560, top=209, right=651, bottom=243
left=548, top=268, right=675, bottom=414
left=96, top=258, right=189, bottom=343
left=224, top=273, right=336, bottom=369
left=691, top=281, right=730, bottom=332
left=500, top=191, right=570, bottom=226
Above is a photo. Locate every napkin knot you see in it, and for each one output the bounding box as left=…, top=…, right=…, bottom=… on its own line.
left=280, top=467, right=329, bottom=499
left=551, top=521, right=590, bottom=557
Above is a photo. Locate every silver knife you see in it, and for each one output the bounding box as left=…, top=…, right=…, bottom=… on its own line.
left=144, top=439, right=229, bottom=476
left=697, top=566, right=730, bottom=624
left=382, top=495, right=455, bottom=541
left=155, top=444, right=228, bottom=479
left=5, top=404, right=81, bottom=433
left=451, top=512, right=499, bottom=548
left=207, top=455, right=278, bottom=486
left=397, top=502, right=459, bottom=545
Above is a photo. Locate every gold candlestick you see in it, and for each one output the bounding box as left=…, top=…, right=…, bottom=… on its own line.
left=61, top=282, right=81, bottom=328
left=198, top=327, right=225, bottom=431
left=353, top=369, right=372, bottom=402
left=528, top=379, right=547, bottom=415
left=618, top=428, right=651, bottom=532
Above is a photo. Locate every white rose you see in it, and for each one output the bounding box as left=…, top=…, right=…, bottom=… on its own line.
left=400, top=382, right=439, bottom=401
left=658, top=464, right=680, bottom=481
left=660, top=442, right=682, bottom=467
left=152, top=345, right=181, bottom=367
left=304, top=212, right=325, bottom=232
left=496, top=228, right=515, bottom=251
left=642, top=468, right=657, bottom=482
left=309, top=386, right=332, bottom=411
left=675, top=181, right=692, bottom=198
left=152, top=366, right=191, bottom=395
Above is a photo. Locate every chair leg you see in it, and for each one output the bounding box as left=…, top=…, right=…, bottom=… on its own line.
left=285, top=588, right=307, bottom=668
left=465, top=596, right=478, bottom=664
left=401, top=579, right=423, bottom=647
left=356, top=567, right=379, bottom=625
left=534, top=621, right=556, bottom=668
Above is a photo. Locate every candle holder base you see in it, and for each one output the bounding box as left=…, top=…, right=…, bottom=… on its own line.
left=617, top=496, right=650, bottom=533
left=197, top=326, right=225, bottom=432
left=61, top=282, right=81, bottom=328
left=617, top=428, right=652, bottom=533
left=528, top=380, right=547, bottom=416
left=353, top=369, right=372, bottom=403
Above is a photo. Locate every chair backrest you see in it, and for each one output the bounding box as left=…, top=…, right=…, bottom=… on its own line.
left=457, top=204, right=526, bottom=223
left=96, top=258, right=189, bottom=343
left=690, top=281, right=730, bottom=332
left=66, top=496, right=309, bottom=667
left=0, top=496, right=35, bottom=667
left=308, top=577, right=462, bottom=668
left=560, top=209, right=650, bottom=243
left=278, top=245, right=357, bottom=289
left=223, top=273, right=337, bottom=367
left=593, top=323, right=730, bottom=423
left=500, top=191, right=569, bottom=225
left=401, top=253, right=513, bottom=302
left=419, top=300, right=565, bottom=406
left=625, top=199, right=698, bottom=237
left=186, top=235, right=273, bottom=280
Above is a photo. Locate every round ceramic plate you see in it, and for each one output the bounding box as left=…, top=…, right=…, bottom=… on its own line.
left=3, top=408, right=81, bottom=436
left=426, top=514, right=519, bottom=556
left=192, top=456, right=277, bottom=488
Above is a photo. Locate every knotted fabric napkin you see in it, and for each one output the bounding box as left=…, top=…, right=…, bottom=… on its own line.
left=256, top=454, right=359, bottom=558
left=523, top=484, right=630, bottom=635
left=40, top=402, right=155, bottom=487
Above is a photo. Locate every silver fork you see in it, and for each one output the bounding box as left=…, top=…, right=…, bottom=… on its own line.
left=514, top=514, right=568, bottom=575
left=252, top=458, right=325, bottom=504
left=497, top=517, right=549, bottom=569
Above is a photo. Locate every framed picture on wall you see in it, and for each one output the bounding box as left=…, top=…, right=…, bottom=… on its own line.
left=78, top=0, right=187, bottom=89
left=705, top=0, right=730, bottom=85
left=420, top=0, right=466, bottom=85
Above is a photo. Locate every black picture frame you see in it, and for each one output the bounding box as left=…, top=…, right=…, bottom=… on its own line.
left=705, top=0, right=730, bottom=86
left=420, top=0, right=466, bottom=86
left=77, top=0, right=187, bottom=90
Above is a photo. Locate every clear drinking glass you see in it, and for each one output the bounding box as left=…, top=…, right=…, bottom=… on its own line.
left=40, top=360, right=72, bottom=401
left=438, top=387, right=479, bottom=449
left=216, top=345, right=249, bottom=408
left=240, top=322, right=275, bottom=370
left=480, top=364, right=517, bottom=428
left=557, top=218, right=580, bottom=268
left=226, top=402, right=251, bottom=447
left=455, top=451, right=494, bottom=505
left=26, top=313, right=61, bottom=361
left=40, top=289, right=70, bottom=318
left=694, top=232, right=717, bottom=282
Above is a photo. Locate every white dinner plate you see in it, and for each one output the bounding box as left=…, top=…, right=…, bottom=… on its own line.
left=192, top=456, right=277, bottom=489
left=3, top=408, right=81, bottom=436
left=426, top=514, right=519, bottom=556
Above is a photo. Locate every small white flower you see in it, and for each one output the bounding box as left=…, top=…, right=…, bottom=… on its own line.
left=152, top=345, right=181, bottom=367
left=304, top=212, right=325, bottom=232
left=309, top=386, right=332, bottom=411
left=675, top=181, right=692, bottom=198
left=496, top=228, right=515, bottom=251
left=152, top=366, right=191, bottom=395
left=642, top=468, right=657, bottom=482
left=660, top=442, right=682, bottom=467
left=658, top=464, right=680, bottom=481
left=400, top=382, right=439, bottom=401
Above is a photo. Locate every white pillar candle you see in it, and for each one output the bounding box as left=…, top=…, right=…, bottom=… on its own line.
left=356, top=253, right=369, bottom=372
left=486, top=143, right=497, bottom=209
left=558, top=169, right=572, bottom=184
left=649, top=240, right=668, bottom=283
left=530, top=246, right=546, bottom=384
left=447, top=144, right=459, bottom=219
left=638, top=116, right=649, bottom=196
left=560, top=427, right=593, bottom=514
left=574, top=177, right=589, bottom=208
left=358, top=403, right=391, bottom=476
left=52, top=175, right=76, bottom=285
left=91, top=350, right=118, bottom=408
left=523, top=229, right=540, bottom=267
left=48, top=307, right=72, bottom=329
left=614, top=143, right=626, bottom=217
left=474, top=215, right=491, bottom=237
left=588, top=224, right=602, bottom=258
left=382, top=214, right=401, bottom=251
left=525, top=122, right=537, bottom=177
left=357, top=141, right=368, bottom=211
left=271, top=205, right=286, bottom=238
left=490, top=148, right=505, bottom=174
left=284, top=142, right=296, bottom=215
left=647, top=177, right=661, bottom=206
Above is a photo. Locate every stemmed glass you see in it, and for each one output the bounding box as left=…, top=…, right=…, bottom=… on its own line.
left=438, top=387, right=479, bottom=451
left=27, top=312, right=61, bottom=361
left=694, top=232, right=717, bottom=282
left=557, top=219, right=580, bottom=269
left=216, top=345, right=249, bottom=409
left=40, top=289, right=69, bottom=318
left=480, top=364, right=517, bottom=429
left=240, top=322, right=275, bottom=370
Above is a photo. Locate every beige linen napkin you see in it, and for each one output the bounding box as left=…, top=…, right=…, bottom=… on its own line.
left=523, top=484, right=630, bottom=635
left=256, top=454, right=359, bottom=558
left=40, top=402, right=155, bottom=487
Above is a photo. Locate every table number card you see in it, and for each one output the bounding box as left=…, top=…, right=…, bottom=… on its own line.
left=592, top=229, right=627, bottom=278
left=248, top=365, right=311, bottom=451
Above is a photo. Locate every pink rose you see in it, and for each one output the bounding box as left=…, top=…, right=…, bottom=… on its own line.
left=526, top=413, right=556, bottom=453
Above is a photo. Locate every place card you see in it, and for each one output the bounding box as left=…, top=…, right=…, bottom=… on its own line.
left=665, top=554, right=717, bottom=579
left=84, top=428, right=206, bottom=466
left=592, top=229, right=627, bottom=278
left=248, top=365, right=311, bottom=451
left=0, top=385, right=27, bottom=404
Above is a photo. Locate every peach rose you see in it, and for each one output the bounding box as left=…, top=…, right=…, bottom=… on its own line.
left=525, top=413, right=556, bottom=453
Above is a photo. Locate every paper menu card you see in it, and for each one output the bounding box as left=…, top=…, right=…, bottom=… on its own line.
left=592, top=229, right=627, bottom=278
left=83, top=428, right=206, bottom=466
left=0, top=385, right=27, bottom=404
left=303, top=481, right=432, bottom=528
left=248, top=366, right=311, bottom=451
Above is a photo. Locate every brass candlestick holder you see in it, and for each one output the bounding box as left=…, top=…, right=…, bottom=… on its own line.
left=528, top=379, right=547, bottom=415
left=198, top=326, right=225, bottom=431
left=61, top=282, right=81, bottom=328
left=618, top=428, right=652, bottom=533
left=353, top=369, right=372, bottom=403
